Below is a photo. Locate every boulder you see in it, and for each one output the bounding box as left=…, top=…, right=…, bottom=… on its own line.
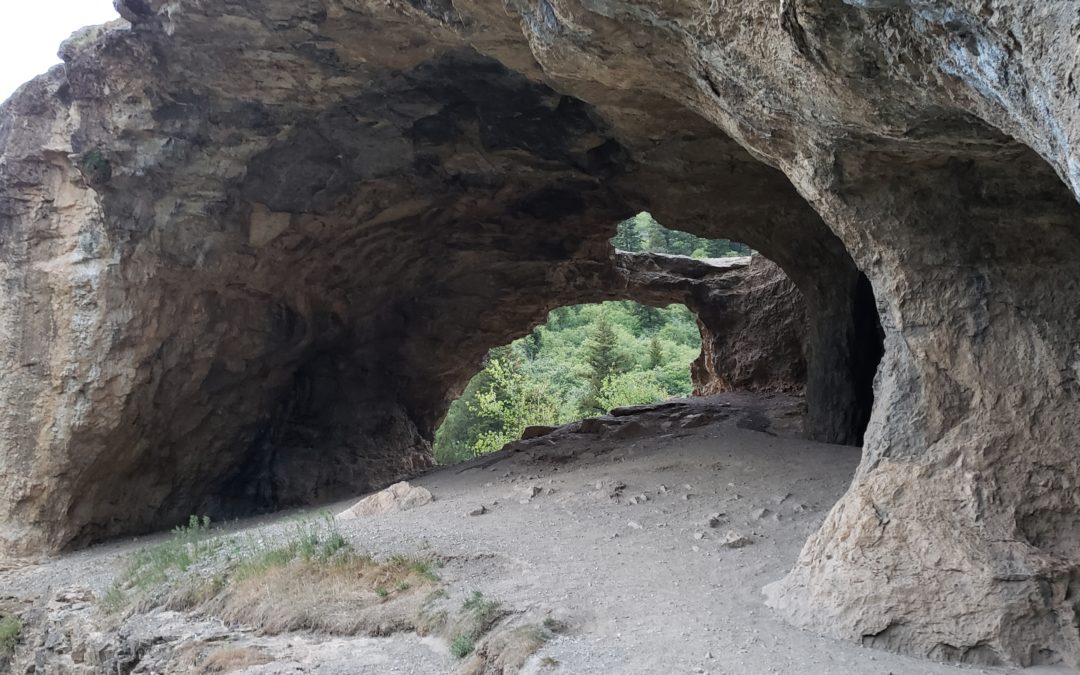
left=336, top=482, right=433, bottom=519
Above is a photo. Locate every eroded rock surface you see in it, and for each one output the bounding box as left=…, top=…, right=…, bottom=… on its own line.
left=2, top=0, right=1079, bottom=668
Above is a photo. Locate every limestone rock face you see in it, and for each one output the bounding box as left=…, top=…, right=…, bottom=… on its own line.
left=2, top=0, right=1079, bottom=668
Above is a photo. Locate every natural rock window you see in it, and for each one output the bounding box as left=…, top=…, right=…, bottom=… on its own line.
left=434, top=300, right=703, bottom=464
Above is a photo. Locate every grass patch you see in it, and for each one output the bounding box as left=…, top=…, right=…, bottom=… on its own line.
left=387, top=554, right=440, bottom=582
left=460, top=620, right=563, bottom=672
left=228, top=516, right=352, bottom=583
left=449, top=591, right=506, bottom=659
left=126, top=515, right=214, bottom=588
left=0, top=615, right=21, bottom=656
left=450, top=633, right=476, bottom=658
left=100, top=511, right=445, bottom=638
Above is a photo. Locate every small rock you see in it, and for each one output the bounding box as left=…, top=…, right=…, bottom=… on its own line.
left=752, top=507, right=772, bottom=520
left=627, top=520, right=643, bottom=530
left=521, top=424, right=558, bottom=439
left=658, top=484, right=668, bottom=493
left=693, top=531, right=705, bottom=540
left=719, top=530, right=753, bottom=548
left=680, top=413, right=709, bottom=429
left=706, top=513, right=725, bottom=528
left=468, top=505, right=488, bottom=516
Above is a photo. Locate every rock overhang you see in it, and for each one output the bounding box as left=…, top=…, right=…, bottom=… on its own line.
left=3, top=0, right=1080, bottom=667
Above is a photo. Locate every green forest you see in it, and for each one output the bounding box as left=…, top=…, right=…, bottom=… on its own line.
left=611, top=212, right=752, bottom=258
left=433, top=214, right=749, bottom=464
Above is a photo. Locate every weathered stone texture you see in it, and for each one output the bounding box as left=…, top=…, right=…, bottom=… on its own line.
left=691, top=256, right=807, bottom=397
left=2, top=0, right=1079, bottom=668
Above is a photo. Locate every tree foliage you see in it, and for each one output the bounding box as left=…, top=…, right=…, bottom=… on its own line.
left=433, top=301, right=701, bottom=463
left=612, top=212, right=751, bottom=258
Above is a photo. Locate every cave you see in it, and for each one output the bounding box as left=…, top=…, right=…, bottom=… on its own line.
left=2, top=0, right=1080, bottom=668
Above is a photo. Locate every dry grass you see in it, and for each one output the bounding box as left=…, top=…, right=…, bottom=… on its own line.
left=461, top=623, right=557, bottom=674
left=198, top=554, right=438, bottom=636
left=100, top=513, right=444, bottom=641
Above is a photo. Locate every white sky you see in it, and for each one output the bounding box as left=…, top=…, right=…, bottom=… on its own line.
left=0, top=0, right=119, bottom=103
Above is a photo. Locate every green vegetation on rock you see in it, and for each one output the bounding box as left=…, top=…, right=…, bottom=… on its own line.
left=0, top=616, right=21, bottom=657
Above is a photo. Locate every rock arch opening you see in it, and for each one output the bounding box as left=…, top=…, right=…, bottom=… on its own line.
left=8, top=0, right=1080, bottom=668
left=433, top=299, right=705, bottom=465
left=0, top=39, right=882, bottom=555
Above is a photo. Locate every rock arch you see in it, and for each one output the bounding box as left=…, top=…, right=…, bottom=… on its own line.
left=1, top=0, right=1077, bottom=667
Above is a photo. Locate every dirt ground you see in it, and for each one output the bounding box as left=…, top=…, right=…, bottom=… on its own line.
left=3, top=393, right=1076, bottom=674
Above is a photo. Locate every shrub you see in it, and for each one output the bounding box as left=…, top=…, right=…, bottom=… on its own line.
left=0, top=616, right=21, bottom=656
left=450, top=633, right=475, bottom=658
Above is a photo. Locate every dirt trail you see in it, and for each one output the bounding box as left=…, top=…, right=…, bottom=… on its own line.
left=2, top=394, right=1074, bottom=674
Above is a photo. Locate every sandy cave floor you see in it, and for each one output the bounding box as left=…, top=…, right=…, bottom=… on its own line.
left=2, top=393, right=1076, bottom=675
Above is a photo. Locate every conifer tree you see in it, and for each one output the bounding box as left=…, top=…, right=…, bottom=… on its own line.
left=647, top=335, right=663, bottom=369
left=580, top=315, right=626, bottom=414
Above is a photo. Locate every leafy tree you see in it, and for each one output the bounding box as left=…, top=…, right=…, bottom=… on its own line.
left=468, top=354, right=559, bottom=454
left=643, top=216, right=668, bottom=252
left=647, top=336, right=663, bottom=369
left=615, top=211, right=753, bottom=259
left=597, top=371, right=668, bottom=410
left=520, top=330, right=541, bottom=360
left=630, top=302, right=664, bottom=332
left=611, top=218, right=641, bottom=251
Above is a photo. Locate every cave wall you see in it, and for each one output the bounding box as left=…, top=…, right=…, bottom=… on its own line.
left=2, top=0, right=1079, bottom=668
left=689, top=256, right=807, bottom=397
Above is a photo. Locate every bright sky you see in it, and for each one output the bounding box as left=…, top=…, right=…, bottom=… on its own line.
left=0, top=0, right=119, bottom=103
